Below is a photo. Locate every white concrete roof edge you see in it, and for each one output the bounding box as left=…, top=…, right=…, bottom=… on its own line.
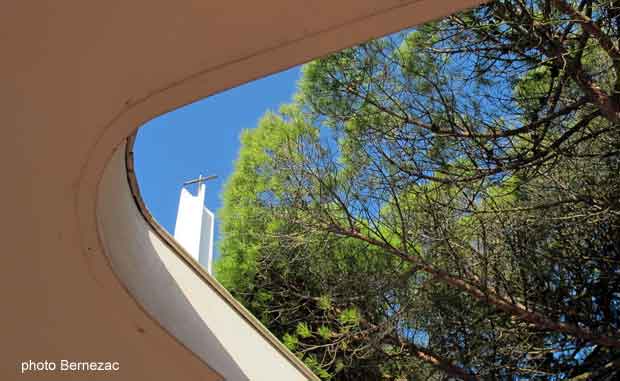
left=94, top=139, right=316, bottom=380
left=124, top=135, right=320, bottom=380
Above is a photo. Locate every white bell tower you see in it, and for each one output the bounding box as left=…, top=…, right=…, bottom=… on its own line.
left=173, top=175, right=216, bottom=274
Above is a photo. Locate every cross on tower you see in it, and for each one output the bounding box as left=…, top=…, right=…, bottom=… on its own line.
left=183, top=174, right=218, bottom=187
left=174, top=174, right=218, bottom=275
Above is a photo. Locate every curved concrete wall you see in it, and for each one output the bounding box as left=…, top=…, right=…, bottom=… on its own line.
left=0, top=1, right=482, bottom=379
left=98, top=141, right=314, bottom=380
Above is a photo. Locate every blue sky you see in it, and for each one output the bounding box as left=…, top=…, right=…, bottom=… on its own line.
left=134, top=66, right=301, bottom=261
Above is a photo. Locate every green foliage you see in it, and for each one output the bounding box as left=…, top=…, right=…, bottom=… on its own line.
left=296, top=322, right=312, bottom=339
left=317, top=295, right=332, bottom=311
left=337, top=308, right=360, bottom=327
left=216, top=1, right=620, bottom=379
left=317, top=325, right=333, bottom=340
left=304, top=355, right=332, bottom=379
left=283, top=333, right=299, bottom=351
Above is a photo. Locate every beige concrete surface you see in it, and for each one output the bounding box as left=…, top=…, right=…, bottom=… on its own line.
left=0, top=1, right=481, bottom=379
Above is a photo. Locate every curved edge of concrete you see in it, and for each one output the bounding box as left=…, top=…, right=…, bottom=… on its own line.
left=90, top=136, right=318, bottom=380
left=119, top=135, right=319, bottom=380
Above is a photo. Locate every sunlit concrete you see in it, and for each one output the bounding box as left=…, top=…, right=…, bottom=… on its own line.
left=0, top=1, right=482, bottom=379
left=174, top=181, right=216, bottom=274
left=100, top=142, right=310, bottom=380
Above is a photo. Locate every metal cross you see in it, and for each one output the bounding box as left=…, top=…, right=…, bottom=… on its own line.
left=183, top=174, right=217, bottom=187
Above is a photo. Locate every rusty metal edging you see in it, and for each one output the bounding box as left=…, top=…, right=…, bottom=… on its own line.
left=124, top=134, right=320, bottom=381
